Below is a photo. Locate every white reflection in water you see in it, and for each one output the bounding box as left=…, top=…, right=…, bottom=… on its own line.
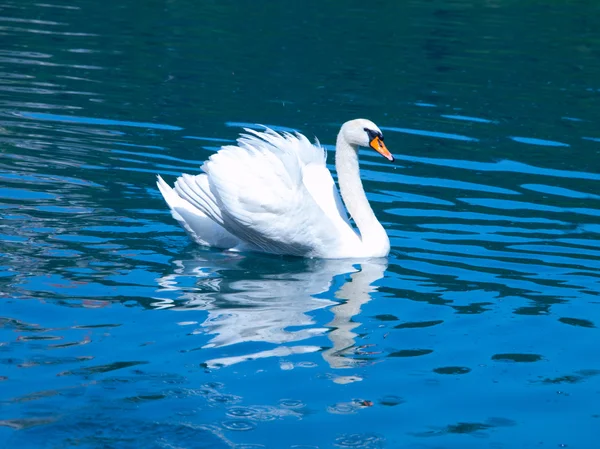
left=154, top=254, right=387, bottom=369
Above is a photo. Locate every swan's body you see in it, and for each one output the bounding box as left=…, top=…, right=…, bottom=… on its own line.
left=156, top=119, right=394, bottom=259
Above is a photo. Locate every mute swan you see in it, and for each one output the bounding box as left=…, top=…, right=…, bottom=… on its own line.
left=156, top=118, right=394, bottom=259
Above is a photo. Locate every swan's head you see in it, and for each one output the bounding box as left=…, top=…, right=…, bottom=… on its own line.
left=340, top=119, right=394, bottom=162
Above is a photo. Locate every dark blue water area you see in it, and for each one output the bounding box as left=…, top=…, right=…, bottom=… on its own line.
left=1, top=0, right=600, bottom=448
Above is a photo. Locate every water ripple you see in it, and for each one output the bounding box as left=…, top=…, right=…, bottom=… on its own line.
left=221, top=420, right=256, bottom=432
left=334, top=434, right=385, bottom=448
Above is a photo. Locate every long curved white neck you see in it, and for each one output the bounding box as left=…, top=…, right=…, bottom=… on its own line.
left=335, top=133, right=390, bottom=256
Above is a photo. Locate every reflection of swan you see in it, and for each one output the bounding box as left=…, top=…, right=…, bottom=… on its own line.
left=323, top=260, right=388, bottom=368
left=156, top=119, right=394, bottom=258
left=154, top=254, right=387, bottom=368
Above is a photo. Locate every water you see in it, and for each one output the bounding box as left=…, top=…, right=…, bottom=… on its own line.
left=1, top=0, right=599, bottom=447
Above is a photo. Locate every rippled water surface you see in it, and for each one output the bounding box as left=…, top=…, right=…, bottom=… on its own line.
left=1, top=1, right=600, bottom=447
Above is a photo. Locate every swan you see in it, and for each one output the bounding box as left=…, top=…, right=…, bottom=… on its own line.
left=156, top=118, right=394, bottom=259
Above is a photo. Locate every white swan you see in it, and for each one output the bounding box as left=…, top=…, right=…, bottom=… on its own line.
left=156, top=118, right=394, bottom=259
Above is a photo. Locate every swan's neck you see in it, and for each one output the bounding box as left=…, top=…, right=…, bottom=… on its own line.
left=335, top=134, right=389, bottom=256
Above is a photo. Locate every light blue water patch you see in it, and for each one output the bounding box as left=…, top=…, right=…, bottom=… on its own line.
left=582, top=137, right=600, bottom=142
left=381, top=126, right=479, bottom=142
left=418, top=223, right=567, bottom=235
left=25, top=226, right=55, bottom=233
left=86, top=224, right=170, bottom=234
left=53, top=234, right=110, bottom=243
left=393, top=154, right=600, bottom=180
left=119, top=166, right=193, bottom=177
left=114, top=156, right=149, bottom=165
left=441, top=114, right=495, bottom=124
left=508, top=243, right=600, bottom=259
left=112, top=149, right=205, bottom=165
left=127, top=208, right=169, bottom=215
left=21, top=273, right=159, bottom=298
left=460, top=197, right=600, bottom=217
left=114, top=249, right=172, bottom=265
left=36, top=205, right=93, bottom=214
left=0, top=234, right=28, bottom=242
left=43, top=249, right=82, bottom=258
left=84, top=243, right=123, bottom=250
left=364, top=171, right=520, bottom=195
left=0, top=172, right=44, bottom=183
left=20, top=112, right=183, bottom=130
left=113, top=142, right=165, bottom=150
left=391, top=228, right=540, bottom=244
left=225, top=121, right=300, bottom=133
left=509, top=136, right=569, bottom=147
left=1, top=214, right=29, bottom=221
left=577, top=224, right=600, bottom=234
left=0, top=187, right=55, bottom=200
left=106, top=268, right=163, bottom=285
left=521, top=183, right=600, bottom=199
left=386, top=207, right=569, bottom=224
left=0, top=171, right=102, bottom=187
left=183, top=135, right=234, bottom=143
left=558, top=238, right=600, bottom=249
left=80, top=164, right=108, bottom=170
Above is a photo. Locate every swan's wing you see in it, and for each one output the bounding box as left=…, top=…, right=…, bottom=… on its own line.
left=274, top=133, right=349, bottom=225
left=181, top=128, right=341, bottom=257
left=156, top=175, right=239, bottom=248
left=242, top=129, right=350, bottom=227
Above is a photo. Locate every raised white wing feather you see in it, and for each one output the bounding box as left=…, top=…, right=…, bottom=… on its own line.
left=180, top=128, right=346, bottom=257
left=156, top=175, right=239, bottom=248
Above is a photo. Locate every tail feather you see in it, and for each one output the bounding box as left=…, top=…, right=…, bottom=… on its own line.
left=157, top=175, right=187, bottom=223
left=174, top=176, right=208, bottom=213
left=156, top=175, right=238, bottom=249
left=174, top=174, right=224, bottom=227
left=192, top=174, right=225, bottom=224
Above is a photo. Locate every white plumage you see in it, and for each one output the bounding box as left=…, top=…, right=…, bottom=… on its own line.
left=157, top=118, right=394, bottom=258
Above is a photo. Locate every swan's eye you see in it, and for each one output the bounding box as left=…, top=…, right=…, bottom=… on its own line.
left=364, top=128, right=383, bottom=141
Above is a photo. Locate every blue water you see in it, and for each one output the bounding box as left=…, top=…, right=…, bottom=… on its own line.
left=1, top=1, right=600, bottom=447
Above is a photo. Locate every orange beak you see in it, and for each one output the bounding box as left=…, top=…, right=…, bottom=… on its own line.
left=369, top=136, right=394, bottom=161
